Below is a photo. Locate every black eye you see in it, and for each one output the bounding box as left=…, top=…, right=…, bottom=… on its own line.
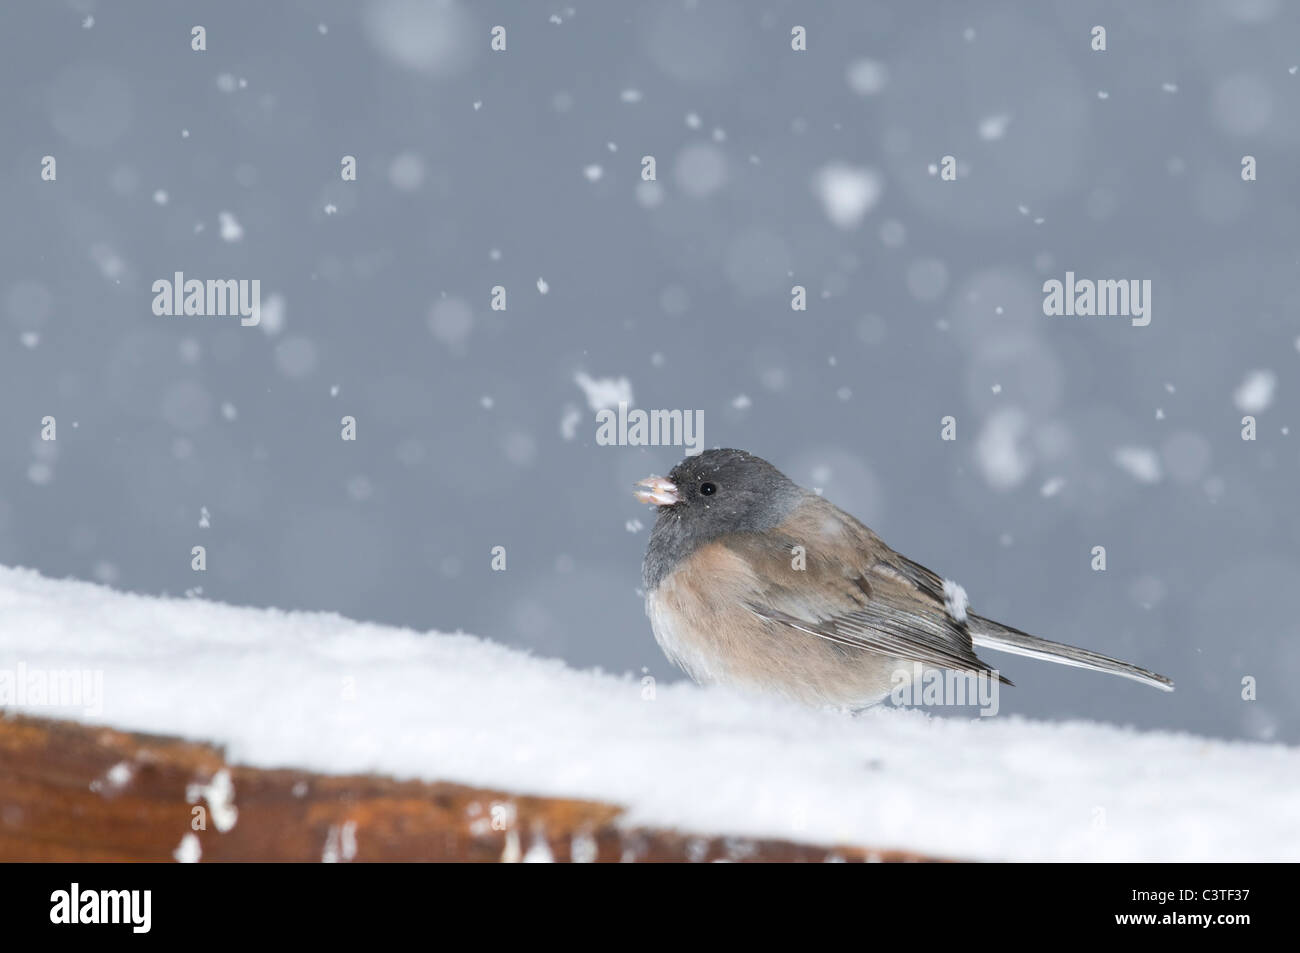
left=699, top=482, right=717, bottom=496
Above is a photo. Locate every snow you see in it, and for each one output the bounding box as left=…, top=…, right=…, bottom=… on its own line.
left=559, top=405, right=582, bottom=440
left=573, top=371, right=632, bottom=412
left=941, top=579, right=970, bottom=623
left=388, top=152, right=425, bottom=191
left=361, top=0, right=473, bottom=77
left=322, top=821, right=358, bottom=863
left=90, top=760, right=133, bottom=796
left=1233, top=369, right=1276, bottom=413
left=811, top=163, right=882, bottom=230
left=675, top=143, right=728, bottom=198
left=217, top=211, right=243, bottom=243
left=977, top=113, right=1012, bottom=141
left=258, top=294, right=286, bottom=336
left=845, top=58, right=889, bottom=96
left=1113, top=445, right=1163, bottom=484
left=173, top=833, right=201, bottom=863
left=186, top=769, right=238, bottom=832
left=975, top=408, right=1032, bottom=490
left=1, top=567, right=1296, bottom=861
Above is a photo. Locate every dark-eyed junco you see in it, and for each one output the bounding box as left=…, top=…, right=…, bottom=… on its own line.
left=635, top=449, right=1173, bottom=708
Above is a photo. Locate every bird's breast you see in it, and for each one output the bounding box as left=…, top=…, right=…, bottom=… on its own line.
left=644, top=541, right=906, bottom=708
left=645, top=543, right=758, bottom=687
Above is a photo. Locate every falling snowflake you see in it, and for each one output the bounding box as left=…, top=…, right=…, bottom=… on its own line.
left=218, top=211, right=243, bottom=242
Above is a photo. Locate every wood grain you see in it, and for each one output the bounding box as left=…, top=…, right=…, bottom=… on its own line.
left=0, top=713, right=945, bottom=862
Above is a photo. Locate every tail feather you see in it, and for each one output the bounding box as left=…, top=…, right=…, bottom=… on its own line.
left=970, top=615, right=1174, bottom=692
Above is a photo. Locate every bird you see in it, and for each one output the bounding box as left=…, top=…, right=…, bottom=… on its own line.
left=635, top=448, right=1173, bottom=709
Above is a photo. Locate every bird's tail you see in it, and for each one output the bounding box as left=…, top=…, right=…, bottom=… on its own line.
left=969, top=615, right=1174, bottom=692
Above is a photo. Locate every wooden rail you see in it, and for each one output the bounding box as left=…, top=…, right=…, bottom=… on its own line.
left=0, top=713, right=943, bottom=862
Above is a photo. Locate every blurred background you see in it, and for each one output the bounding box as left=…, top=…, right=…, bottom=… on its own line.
left=1, top=0, right=1296, bottom=742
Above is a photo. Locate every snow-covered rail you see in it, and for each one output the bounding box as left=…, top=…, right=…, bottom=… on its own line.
left=1, top=566, right=1296, bottom=861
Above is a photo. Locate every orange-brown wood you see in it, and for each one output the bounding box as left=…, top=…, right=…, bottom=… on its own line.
left=0, top=712, right=944, bottom=862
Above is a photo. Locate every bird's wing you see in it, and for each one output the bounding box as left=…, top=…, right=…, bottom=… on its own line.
left=718, top=501, right=1009, bottom=682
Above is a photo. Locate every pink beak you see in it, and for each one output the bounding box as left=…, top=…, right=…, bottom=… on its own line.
left=634, top=476, right=679, bottom=506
